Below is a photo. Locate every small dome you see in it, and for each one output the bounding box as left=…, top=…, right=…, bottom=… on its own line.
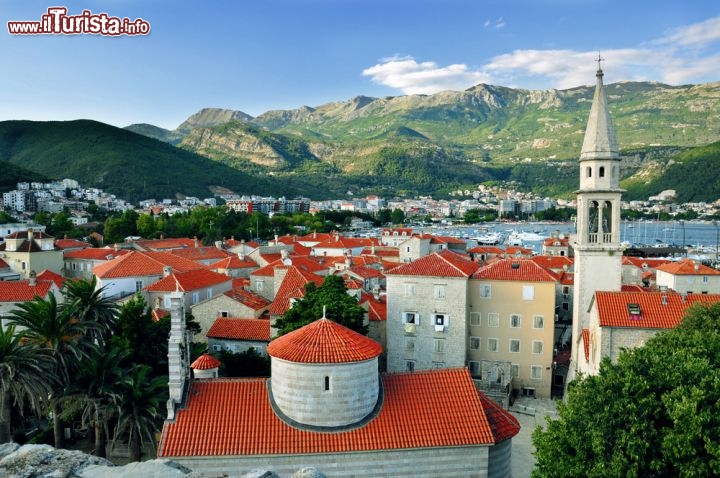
left=268, top=318, right=381, bottom=364
left=191, top=353, right=221, bottom=370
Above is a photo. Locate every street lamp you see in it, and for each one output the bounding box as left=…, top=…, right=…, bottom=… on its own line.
left=713, top=220, right=719, bottom=267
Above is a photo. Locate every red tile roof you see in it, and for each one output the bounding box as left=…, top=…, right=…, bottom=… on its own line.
left=208, top=255, right=258, bottom=271
left=207, top=318, right=271, bottom=341
left=360, top=293, right=387, bottom=322
left=191, top=353, right=222, bottom=370
left=530, top=255, right=574, bottom=271
left=623, top=257, right=672, bottom=269
left=268, top=266, right=324, bottom=316
left=468, top=246, right=505, bottom=255
left=0, top=258, right=9, bottom=269
left=158, top=368, right=508, bottom=457
left=431, top=235, right=467, bottom=245
left=505, top=246, right=534, bottom=256
left=313, top=237, right=377, bottom=251
left=152, top=309, right=170, bottom=322
left=223, top=288, right=271, bottom=310
left=385, top=250, right=479, bottom=278
left=621, top=284, right=647, bottom=292
left=169, top=247, right=229, bottom=262
left=656, top=259, right=720, bottom=276
left=64, top=248, right=131, bottom=260
left=0, top=280, right=54, bottom=302
left=145, top=269, right=231, bottom=292
left=348, top=265, right=384, bottom=279
left=596, top=291, right=720, bottom=328
left=5, top=230, right=54, bottom=240
left=542, top=237, right=570, bottom=246
left=360, top=246, right=399, bottom=258
left=93, top=251, right=204, bottom=279
left=134, top=237, right=197, bottom=251
left=36, top=269, right=66, bottom=288
left=267, top=318, right=382, bottom=363
left=54, top=238, right=91, bottom=250
left=472, top=259, right=558, bottom=282
left=252, top=256, right=327, bottom=278
left=477, top=392, right=521, bottom=442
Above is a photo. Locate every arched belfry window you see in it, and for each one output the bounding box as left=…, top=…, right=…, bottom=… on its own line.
left=603, top=201, right=613, bottom=240
left=586, top=167, right=592, bottom=178
left=588, top=201, right=599, bottom=242
left=599, top=167, right=605, bottom=177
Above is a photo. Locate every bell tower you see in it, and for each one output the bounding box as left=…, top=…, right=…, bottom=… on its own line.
left=569, top=58, right=624, bottom=382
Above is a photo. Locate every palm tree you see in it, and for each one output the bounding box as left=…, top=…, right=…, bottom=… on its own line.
left=62, top=277, right=118, bottom=346
left=113, top=364, right=168, bottom=461
left=7, top=294, right=93, bottom=449
left=0, top=324, right=56, bottom=444
left=68, top=344, right=128, bottom=458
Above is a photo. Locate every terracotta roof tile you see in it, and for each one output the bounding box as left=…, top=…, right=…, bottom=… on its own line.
left=54, top=238, right=91, bottom=250
left=36, top=269, right=66, bottom=288
left=208, top=255, right=258, bottom=271
left=134, top=237, right=197, bottom=251
left=468, top=246, right=505, bottom=255
left=0, top=280, right=53, bottom=302
left=5, top=230, right=54, bottom=240
left=385, top=250, right=479, bottom=278
left=656, top=258, right=720, bottom=275
left=158, top=368, right=501, bottom=457
left=596, top=291, right=720, bottom=328
left=93, top=251, right=204, bottom=279
left=0, top=258, right=10, bottom=269
left=223, top=288, right=271, bottom=310
left=360, top=247, right=399, bottom=257
left=530, top=255, right=574, bottom=271
left=170, top=247, right=229, bottom=262
left=207, top=318, right=270, bottom=341
left=505, top=246, right=534, bottom=256
left=145, top=269, right=231, bottom=292
left=191, top=353, right=222, bottom=370
left=64, top=248, right=131, bottom=260
left=472, top=259, right=558, bottom=282
left=268, top=266, right=324, bottom=316
left=477, top=392, right=521, bottom=442
left=360, top=293, right=387, bottom=322
left=267, top=318, right=382, bottom=363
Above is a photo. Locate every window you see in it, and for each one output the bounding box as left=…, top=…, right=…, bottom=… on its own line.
left=406, top=246, right=411, bottom=253
left=488, top=313, right=500, bottom=328
left=434, top=285, right=446, bottom=299
left=206, top=288, right=213, bottom=300
left=433, top=313, right=448, bottom=330
left=522, top=285, right=535, bottom=300
left=531, top=365, right=543, bottom=380
left=532, top=340, right=544, bottom=354
left=510, top=339, right=521, bottom=353
left=586, top=166, right=592, bottom=178
left=71, top=263, right=77, bottom=271
left=533, top=315, right=544, bottom=329
left=432, top=362, right=445, bottom=369
left=468, top=361, right=480, bottom=377
left=406, top=361, right=415, bottom=372
left=599, top=166, right=605, bottom=177
left=255, top=280, right=264, bottom=291
left=164, top=296, right=172, bottom=308
left=562, top=302, right=569, bottom=311
left=212, top=344, right=222, bottom=352
left=510, top=314, right=521, bottom=328
left=220, top=311, right=229, bottom=318
left=433, top=339, right=445, bottom=354
left=511, top=364, right=519, bottom=378
left=703, top=276, right=709, bottom=283
left=479, top=284, right=491, bottom=298
left=404, top=283, right=417, bottom=296
left=406, top=340, right=415, bottom=352
left=469, top=336, right=481, bottom=350
left=192, top=292, right=200, bottom=304
left=562, top=285, right=570, bottom=296
left=21, top=261, right=26, bottom=271
left=324, top=376, right=330, bottom=392
left=488, top=338, right=499, bottom=352
left=135, top=280, right=142, bottom=292
left=469, top=312, right=481, bottom=326
left=403, top=312, right=419, bottom=325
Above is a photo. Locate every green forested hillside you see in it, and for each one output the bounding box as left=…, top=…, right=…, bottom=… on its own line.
left=0, top=160, right=48, bottom=191
left=0, top=120, right=299, bottom=201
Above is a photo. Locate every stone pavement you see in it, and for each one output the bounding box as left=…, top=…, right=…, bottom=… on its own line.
left=508, top=396, right=559, bottom=478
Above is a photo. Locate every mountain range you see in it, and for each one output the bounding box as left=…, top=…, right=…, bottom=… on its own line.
left=2, top=80, right=720, bottom=203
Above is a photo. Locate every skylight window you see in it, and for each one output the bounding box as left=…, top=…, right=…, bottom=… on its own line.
left=628, top=303, right=642, bottom=320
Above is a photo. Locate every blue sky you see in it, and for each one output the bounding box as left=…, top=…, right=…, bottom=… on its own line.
left=1, top=0, right=718, bottom=129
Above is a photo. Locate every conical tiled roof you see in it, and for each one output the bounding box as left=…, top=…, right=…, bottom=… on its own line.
left=580, top=67, right=619, bottom=161
left=267, top=318, right=382, bottom=364
left=191, top=353, right=221, bottom=370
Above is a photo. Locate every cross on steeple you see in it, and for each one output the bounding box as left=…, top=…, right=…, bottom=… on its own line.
left=596, top=52, right=604, bottom=72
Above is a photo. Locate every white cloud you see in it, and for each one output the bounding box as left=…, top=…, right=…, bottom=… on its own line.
left=362, top=57, right=492, bottom=95
left=363, top=16, right=720, bottom=93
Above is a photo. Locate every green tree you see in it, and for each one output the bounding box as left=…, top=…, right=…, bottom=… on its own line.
left=390, top=208, right=405, bottom=225
left=62, top=277, right=119, bottom=347
left=533, top=302, right=720, bottom=478
left=376, top=208, right=392, bottom=225
left=0, top=324, right=56, bottom=444
left=274, top=275, right=367, bottom=336
left=103, top=209, right=139, bottom=244
left=8, top=294, right=93, bottom=449
left=113, top=364, right=167, bottom=461
left=217, top=348, right=270, bottom=377
left=135, top=213, right=156, bottom=239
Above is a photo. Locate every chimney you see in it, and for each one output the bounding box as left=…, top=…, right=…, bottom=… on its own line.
left=694, top=261, right=700, bottom=272
left=313, top=231, right=317, bottom=239
left=166, top=292, right=187, bottom=420
left=194, top=236, right=200, bottom=248
left=238, top=252, right=245, bottom=261
left=345, top=254, right=352, bottom=269
left=163, top=265, right=172, bottom=277
left=274, top=234, right=278, bottom=243
left=215, top=240, right=223, bottom=250
left=27, top=228, right=34, bottom=242
left=280, top=249, right=288, bottom=260
left=28, top=270, right=37, bottom=286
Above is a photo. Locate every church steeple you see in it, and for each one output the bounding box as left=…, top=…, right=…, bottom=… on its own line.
left=580, top=56, right=619, bottom=161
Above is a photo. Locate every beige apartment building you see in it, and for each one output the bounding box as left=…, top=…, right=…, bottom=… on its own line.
left=469, top=259, right=557, bottom=398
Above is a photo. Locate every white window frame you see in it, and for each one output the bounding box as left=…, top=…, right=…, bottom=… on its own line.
left=403, top=311, right=420, bottom=325
left=192, top=292, right=200, bottom=305
left=487, top=337, right=499, bottom=352
left=533, top=315, right=544, bottom=329
left=469, top=312, right=481, bottom=326
left=522, top=285, right=535, bottom=300
left=510, top=314, right=521, bottom=328
left=487, top=313, right=500, bottom=328
left=404, top=282, right=417, bottom=296
left=511, top=363, right=520, bottom=378
left=532, top=340, right=544, bottom=355
left=509, top=339, right=521, bottom=353
left=135, top=280, right=143, bottom=292
left=433, top=338, right=445, bottom=354
left=469, top=336, right=481, bottom=350
left=434, top=284, right=446, bottom=299
left=433, top=313, right=448, bottom=330
left=531, top=365, right=543, bottom=380
left=206, top=288, right=213, bottom=300
left=479, top=284, right=491, bottom=298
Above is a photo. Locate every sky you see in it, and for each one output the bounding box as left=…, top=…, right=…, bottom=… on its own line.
left=1, top=0, right=718, bottom=130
